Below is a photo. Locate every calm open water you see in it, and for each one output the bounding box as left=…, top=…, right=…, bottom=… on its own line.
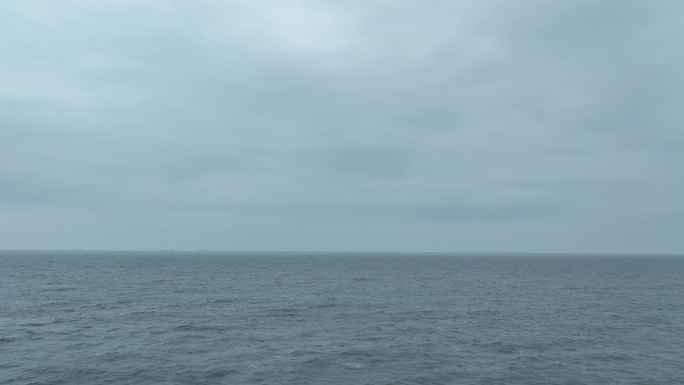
left=1, top=251, right=683, bottom=384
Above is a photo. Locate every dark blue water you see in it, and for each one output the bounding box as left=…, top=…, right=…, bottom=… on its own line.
left=2, top=251, right=683, bottom=384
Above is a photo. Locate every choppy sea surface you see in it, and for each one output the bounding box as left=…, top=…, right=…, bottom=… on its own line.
left=1, top=251, right=683, bottom=385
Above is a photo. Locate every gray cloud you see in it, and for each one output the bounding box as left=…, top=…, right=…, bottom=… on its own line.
left=1, top=0, right=683, bottom=252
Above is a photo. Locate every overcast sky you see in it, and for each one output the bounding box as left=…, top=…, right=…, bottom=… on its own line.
left=1, top=0, right=683, bottom=253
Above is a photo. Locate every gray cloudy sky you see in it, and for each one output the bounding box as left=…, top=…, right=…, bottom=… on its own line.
left=1, top=0, right=683, bottom=253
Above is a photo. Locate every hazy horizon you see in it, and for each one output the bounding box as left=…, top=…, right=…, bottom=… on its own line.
left=2, top=249, right=682, bottom=257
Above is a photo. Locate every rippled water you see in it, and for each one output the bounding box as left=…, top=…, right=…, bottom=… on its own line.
left=2, top=251, right=683, bottom=384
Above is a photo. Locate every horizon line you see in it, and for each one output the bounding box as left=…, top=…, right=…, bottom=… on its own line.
left=1, top=249, right=682, bottom=257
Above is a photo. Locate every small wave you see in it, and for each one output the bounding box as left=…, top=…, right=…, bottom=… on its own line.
left=209, top=298, right=234, bottom=304
left=49, top=287, right=78, bottom=292
left=312, top=302, right=340, bottom=309
left=477, top=341, right=519, bottom=354
left=21, top=319, right=57, bottom=327
left=265, top=307, right=301, bottom=317
left=339, top=360, right=365, bottom=369
left=338, top=349, right=377, bottom=359
left=585, top=352, right=637, bottom=362
left=288, top=349, right=323, bottom=357
left=353, top=277, right=374, bottom=282
left=173, top=323, right=226, bottom=332
left=207, top=368, right=239, bottom=378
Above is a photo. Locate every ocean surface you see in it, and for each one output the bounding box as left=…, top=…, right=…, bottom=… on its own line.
left=1, top=251, right=683, bottom=385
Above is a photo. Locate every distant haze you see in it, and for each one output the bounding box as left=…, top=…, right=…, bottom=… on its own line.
left=1, top=1, right=683, bottom=253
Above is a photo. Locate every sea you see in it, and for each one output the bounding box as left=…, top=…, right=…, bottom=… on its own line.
left=1, top=251, right=683, bottom=385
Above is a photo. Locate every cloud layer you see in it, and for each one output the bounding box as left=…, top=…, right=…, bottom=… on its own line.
left=1, top=0, right=683, bottom=252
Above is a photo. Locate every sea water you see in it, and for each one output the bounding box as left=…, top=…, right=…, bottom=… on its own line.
left=1, top=251, right=683, bottom=384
